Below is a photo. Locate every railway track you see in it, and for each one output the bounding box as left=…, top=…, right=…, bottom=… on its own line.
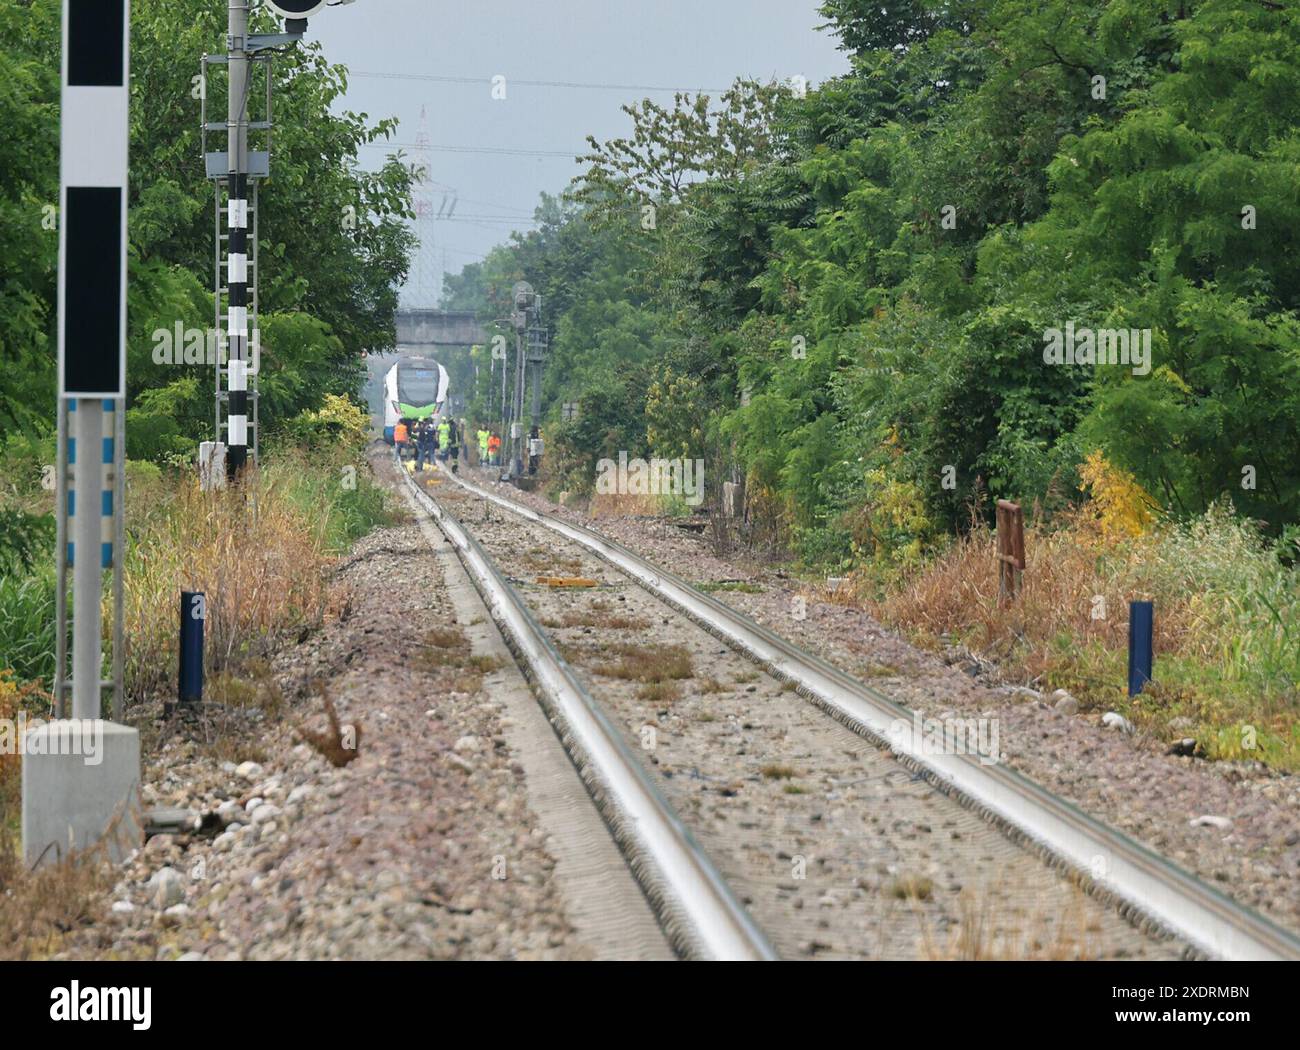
left=399, top=461, right=774, bottom=960
left=399, top=457, right=1300, bottom=961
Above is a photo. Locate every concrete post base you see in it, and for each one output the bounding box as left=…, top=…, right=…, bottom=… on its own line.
left=21, top=720, right=142, bottom=869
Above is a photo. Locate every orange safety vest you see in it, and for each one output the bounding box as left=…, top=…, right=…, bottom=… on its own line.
left=488, top=435, right=500, bottom=452
left=394, top=423, right=409, bottom=444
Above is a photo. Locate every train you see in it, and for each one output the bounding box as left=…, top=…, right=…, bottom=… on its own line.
left=382, top=355, right=450, bottom=444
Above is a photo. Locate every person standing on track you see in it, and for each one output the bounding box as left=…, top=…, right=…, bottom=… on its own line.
left=393, top=419, right=409, bottom=463
left=415, top=419, right=436, bottom=473
left=437, top=417, right=451, bottom=463
left=447, top=418, right=461, bottom=474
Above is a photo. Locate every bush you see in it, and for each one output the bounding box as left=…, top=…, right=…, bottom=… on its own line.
left=278, top=393, right=370, bottom=454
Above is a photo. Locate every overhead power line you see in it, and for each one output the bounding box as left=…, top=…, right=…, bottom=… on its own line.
left=361, top=140, right=578, bottom=158
left=349, top=70, right=729, bottom=94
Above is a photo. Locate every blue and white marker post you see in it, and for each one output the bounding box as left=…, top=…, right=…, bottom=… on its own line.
left=24, top=0, right=141, bottom=869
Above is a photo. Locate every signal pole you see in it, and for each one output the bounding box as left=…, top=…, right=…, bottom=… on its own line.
left=28, top=0, right=139, bottom=869
left=509, top=285, right=528, bottom=477
left=503, top=282, right=546, bottom=479
left=203, top=3, right=332, bottom=482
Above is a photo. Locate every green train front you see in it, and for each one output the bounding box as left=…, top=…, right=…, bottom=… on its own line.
left=383, top=356, right=450, bottom=443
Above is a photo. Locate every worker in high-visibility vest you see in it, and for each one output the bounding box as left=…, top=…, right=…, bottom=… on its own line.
left=477, top=428, right=490, bottom=466
left=487, top=432, right=501, bottom=466
left=437, top=418, right=451, bottom=461
left=393, top=420, right=409, bottom=462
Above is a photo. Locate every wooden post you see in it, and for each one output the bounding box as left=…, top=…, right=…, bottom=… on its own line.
left=996, top=500, right=1025, bottom=608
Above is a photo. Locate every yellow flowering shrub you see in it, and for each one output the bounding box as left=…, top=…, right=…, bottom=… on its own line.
left=1077, top=450, right=1160, bottom=540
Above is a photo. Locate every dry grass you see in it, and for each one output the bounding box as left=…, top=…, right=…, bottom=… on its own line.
left=889, top=874, right=934, bottom=900
left=411, top=625, right=503, bottom=692
left=0, top=671, right=48, bottom=821
left=637, top=680, right=682, bottom=703
left=916, top=888, right=1101, bottom=960
left=0, top=831, right=116, bottom=960
left=866, top=505, right=1300, bottom=768
left=123, top=463, right=336, bottom=701
left=760, top=763, right=798, bottom=780
left=297, top=688, right=362, bottom=768
left=541, top=608, right=650, bottom=630
left=873, top=512, right=1141, bottom=661
left=0, top=677, right=121, bottom=963
left=588, top=492, right=669, bottom=518
left=424, top=627, right=463, bottom=650
left=600, top=643, right=694, bottom=684
left=520, top=547, right=584, bottom=577
left=206, top=659, right=285, bottom=717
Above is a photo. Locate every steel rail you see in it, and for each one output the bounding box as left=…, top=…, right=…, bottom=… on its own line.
left=400, top=466, right=776, bottom=961
left=441, top=467, right=1300, bottom=962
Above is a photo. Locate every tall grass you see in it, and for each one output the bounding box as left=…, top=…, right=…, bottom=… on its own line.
left=868, top=503, right=1300, bottom=770
left=0, top=570, right=57, bottom=687
left=122, top=448, right=395, bottom=700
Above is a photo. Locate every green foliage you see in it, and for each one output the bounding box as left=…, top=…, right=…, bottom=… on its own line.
left=0, top=0, right=413, bottom=469
left=273, top=449, right=398, bottom=553
left=0, top=509, right=53, bottom=578
left=443, top=0, right=1299, bottom=565
left=0, top=569, right=56, bottom=687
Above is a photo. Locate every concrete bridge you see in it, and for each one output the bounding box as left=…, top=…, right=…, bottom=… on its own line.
left=395, top=309, right=488, bottom=348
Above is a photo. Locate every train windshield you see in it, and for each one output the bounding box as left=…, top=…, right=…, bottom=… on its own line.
left=397, top=365, right=442, bottom=407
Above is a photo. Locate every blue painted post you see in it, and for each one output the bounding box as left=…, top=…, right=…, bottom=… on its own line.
left=179, top=591, right=205, bottom=703
left=1128, top=600, right=1154, bottom=697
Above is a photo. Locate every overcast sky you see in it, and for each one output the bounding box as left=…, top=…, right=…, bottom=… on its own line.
left=307, top=0, right=850, bottom=305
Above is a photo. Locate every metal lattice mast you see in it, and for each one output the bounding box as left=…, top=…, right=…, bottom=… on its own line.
left=201, top=5, right=303, bottom=483
left=401, top=105, right=454, bottom=310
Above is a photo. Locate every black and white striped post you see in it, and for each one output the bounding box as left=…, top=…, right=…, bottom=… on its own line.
left=226, top=165, right=250, bottom=478
left=224, top=0, right=251, bottom=481
left=26, top=0, right=140, bottom=869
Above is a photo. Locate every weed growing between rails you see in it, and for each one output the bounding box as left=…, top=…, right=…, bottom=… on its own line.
left=122, top=448, right=398, bottom=702
left=865, top=503, right=1300, bottom=771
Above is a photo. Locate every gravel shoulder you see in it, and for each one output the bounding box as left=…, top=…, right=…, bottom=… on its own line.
left=461, top=466, right=1300, bottom=939
left=51, top=456, right=665, bottom=961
